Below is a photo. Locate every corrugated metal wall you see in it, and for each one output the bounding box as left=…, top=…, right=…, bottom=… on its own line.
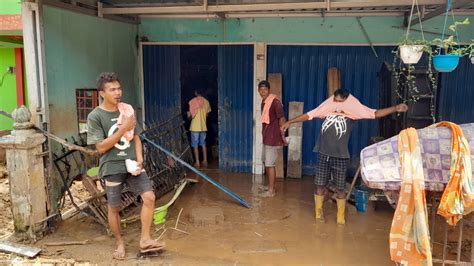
left=143, top=45, right=181, bottom=125
left=218, top=45, right=254, bottom=172
left=141, top=44, right=473, bottom=175
left=267, top=45, right=395, bottom=175
left=438, top=57, right=474, bottom=124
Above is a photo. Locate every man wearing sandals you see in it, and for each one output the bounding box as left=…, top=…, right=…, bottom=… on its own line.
left=258, top=80, right=287, bottom=197
left=87, top=72, right=165, bottom=259
left=281, top=89, right=408, bottom=225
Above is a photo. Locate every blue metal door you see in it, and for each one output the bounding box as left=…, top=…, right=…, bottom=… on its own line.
left=218, top=45, right=254, bottom=172
left=142, top=45, right=181, bottom=125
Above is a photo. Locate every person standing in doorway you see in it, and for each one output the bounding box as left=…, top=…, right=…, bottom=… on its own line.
left=281, top=88, right=408, bottom=225
left=87, top=72, right=164, bottom=260
left=188, top=90, right=211, bottom=168
left=258, top=80, right=287, bottom=198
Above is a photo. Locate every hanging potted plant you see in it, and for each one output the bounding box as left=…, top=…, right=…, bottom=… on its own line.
left=392, top=35, right=438, bottom=122
left=398, top=0, right=427, bottom=64
left=399, top=40, right=427, bottom=65
left=432, top=17, right=470, bottom=72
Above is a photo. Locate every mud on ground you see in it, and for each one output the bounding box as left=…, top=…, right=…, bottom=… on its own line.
left=0, top=169, right=472, bottom=265
left=0, top=166, right=13, bottom=239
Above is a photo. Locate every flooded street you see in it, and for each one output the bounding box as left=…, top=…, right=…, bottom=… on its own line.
left=28, top=169, right=395, bottom=265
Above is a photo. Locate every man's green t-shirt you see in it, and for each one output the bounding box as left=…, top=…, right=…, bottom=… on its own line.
left=86, top=107, right=140, bottom=177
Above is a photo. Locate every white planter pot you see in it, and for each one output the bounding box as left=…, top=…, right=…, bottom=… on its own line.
left=399, top=45, right=424, bottom=64
left=471, top=56, right=474, bottom=64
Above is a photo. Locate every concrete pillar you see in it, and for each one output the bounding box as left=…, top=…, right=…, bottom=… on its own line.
left=22, top=1, right=50, bottom=127
left=0, top=106, right=48, bottom=240
left=252, top=42, right=266, bottom=177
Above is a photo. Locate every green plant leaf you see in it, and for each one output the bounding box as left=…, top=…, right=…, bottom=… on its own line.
left=449, top=18, right=470, bottom=32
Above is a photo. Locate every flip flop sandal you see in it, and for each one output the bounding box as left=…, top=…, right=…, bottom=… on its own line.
left=140, top=246, right=165, bottom=253
left=140, top=240, right=166, bottom=252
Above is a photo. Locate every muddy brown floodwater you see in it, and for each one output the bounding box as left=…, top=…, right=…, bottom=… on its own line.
left=2, top=169, right=402, bottom=265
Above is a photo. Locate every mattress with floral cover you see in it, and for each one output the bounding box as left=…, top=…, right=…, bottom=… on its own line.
left=360, top=123, right=474, bottom=191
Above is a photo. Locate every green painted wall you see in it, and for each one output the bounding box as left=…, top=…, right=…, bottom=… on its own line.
left=0, top=48, right=17, bottom=130
left=44, top=6, right=139, bottom=138
left=140, top=16, right=474, bottom=44
left=0, top=0, right=21, bottom=15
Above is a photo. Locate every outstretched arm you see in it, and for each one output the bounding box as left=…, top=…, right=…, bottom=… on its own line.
left=374, top=103, right=408, bottom=118
left=281, top=113, right=310, bottom=132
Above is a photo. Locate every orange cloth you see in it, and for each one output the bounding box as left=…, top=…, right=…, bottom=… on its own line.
left=117, top=102, right=135, bottom=141
left=390, top=128, right=432, bottom=266
left=189, top=96, right=205, bottom=118
left=433, top=122, right=473, bottom=226
left=261, top=94, right=278, bottom=125
left=306, top=94, right=376, bottom=120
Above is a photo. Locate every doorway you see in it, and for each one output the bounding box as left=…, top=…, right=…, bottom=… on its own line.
left=180, top=45, right=218, bottom=169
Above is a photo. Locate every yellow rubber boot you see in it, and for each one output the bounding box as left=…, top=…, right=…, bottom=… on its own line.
left=314, top=194, right=325, bottom=222
left=336, top=199, right=346, bottom=226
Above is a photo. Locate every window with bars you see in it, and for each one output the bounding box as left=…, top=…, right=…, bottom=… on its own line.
left=76, top=89, right=99, bottom=133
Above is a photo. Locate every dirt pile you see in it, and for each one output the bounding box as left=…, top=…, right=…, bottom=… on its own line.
left=0, top=177, right=13, bottom=239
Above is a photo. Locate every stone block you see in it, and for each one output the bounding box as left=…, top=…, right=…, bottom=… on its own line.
left=189, top=207, right=224, bottom=226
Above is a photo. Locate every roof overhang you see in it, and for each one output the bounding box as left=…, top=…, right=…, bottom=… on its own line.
left=41, top=0, right=474, bottom=22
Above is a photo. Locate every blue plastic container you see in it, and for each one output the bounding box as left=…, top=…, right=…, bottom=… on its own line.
left=433, top=55, right=461, bottom=72
left=355, top=186, right=369, bottom=213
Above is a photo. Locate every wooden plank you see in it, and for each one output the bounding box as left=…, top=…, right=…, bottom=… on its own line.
left=0, top=240, right=41, bottom=258
left=61, top=201, right=89, bottom=220
left=286, top=102, right=304, bottom=178
left=327, top=67, right=341, bottom=96
left=267, top=73, right=284, bottom=178
left=44, top=240, right=88, bottom=246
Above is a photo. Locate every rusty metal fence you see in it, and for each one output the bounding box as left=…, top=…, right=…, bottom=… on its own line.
left=142, top=112, right=193, bottom=198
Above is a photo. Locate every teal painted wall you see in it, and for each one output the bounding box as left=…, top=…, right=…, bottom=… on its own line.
left=140, top=16, right=474, bottom=44
left=44, top=6, right=139, bottom=138
left=0, top=48, right=17, bottom=130
left=43, top=5, right=138, bottom=217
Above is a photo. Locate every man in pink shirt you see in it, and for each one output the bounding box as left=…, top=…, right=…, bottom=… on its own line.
left=281, top=89, right=407, bottom=225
